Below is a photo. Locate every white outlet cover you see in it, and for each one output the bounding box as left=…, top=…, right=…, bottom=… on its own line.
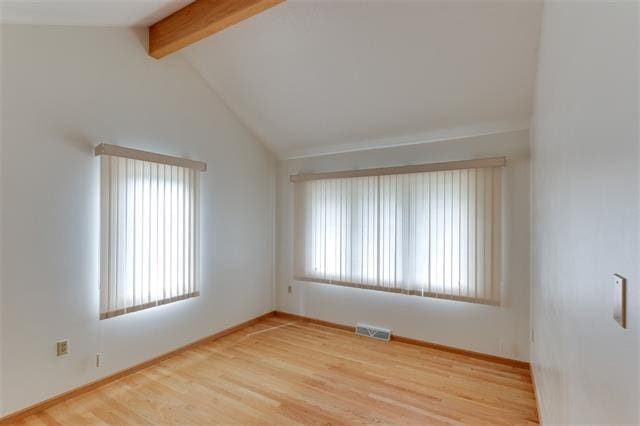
left=56, top=339, right=69, bottom=356
left=613, top=274, right=627, bottom=328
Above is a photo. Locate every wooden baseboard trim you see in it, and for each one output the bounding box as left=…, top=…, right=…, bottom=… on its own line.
left=274, top=311, right=530, bottom=369
left=0, top=311, right=276, bottom=424
left=530, top=363, right=543, bottom=423
left=274, top=311, right=354, bottom=332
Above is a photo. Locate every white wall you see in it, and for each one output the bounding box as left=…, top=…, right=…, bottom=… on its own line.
left=0, top=25, right=276, bottom=416
left=277, top=130, right=531, bottom=361
left=0, top=38, right=4, bottom=414
left=531, top=2, right=639, bottom=424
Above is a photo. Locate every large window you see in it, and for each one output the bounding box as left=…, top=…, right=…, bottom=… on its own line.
left=292, top=158, right=503, bottom=305
left=98, top=145, right=204, bottom=319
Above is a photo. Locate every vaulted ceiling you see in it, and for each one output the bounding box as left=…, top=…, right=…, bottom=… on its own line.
left=0, top=0, right=191, bottom=26
left=184, top=1, right=542, bottom=158
left=1, top=1, right=543, bottom=159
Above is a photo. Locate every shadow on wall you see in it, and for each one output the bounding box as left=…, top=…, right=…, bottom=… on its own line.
left=130, top=28, right=148, bottom=53
left=60, top=131, right=94, bottom=155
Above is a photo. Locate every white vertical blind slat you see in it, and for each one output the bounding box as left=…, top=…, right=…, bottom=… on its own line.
left=187, top=168, right=191, bottom=295
left=192, top=168, right=197, bottom=298
left=492, top=167, right=502, bottom=300
left=125, top=159, right=131, bottom=311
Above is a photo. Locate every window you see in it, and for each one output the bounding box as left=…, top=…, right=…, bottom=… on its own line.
left=292, top=158, right=503, bottom=305
left=97, top=144, right=205, bottom=319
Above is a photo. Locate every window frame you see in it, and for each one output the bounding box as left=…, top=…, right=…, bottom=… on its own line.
left=96, top=144, right=205, bottom=319
left=291, top=158, right=504, bottom=306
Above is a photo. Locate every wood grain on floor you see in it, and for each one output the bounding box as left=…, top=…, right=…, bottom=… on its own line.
left=16, top=316, right=538, bottom=424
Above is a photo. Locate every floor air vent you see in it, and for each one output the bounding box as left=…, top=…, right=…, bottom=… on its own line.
left=355, top=323, right=391, bottom=342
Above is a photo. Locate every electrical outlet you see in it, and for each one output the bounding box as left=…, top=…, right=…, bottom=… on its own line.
left=531, top=328, right=535, bottom=343
left=96, top=353, right=101, bottom=368
left=56, top=340, right=69, bottom=356
left=288, top=285, right=292, bottom=294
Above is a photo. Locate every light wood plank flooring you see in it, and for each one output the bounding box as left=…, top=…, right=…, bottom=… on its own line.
left=17, top=316, right=538, bottom=424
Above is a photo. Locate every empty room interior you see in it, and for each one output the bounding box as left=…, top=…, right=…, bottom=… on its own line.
left=0, top=0, right=638, bottom=424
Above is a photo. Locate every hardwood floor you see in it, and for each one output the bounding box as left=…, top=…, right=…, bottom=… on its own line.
left=16, top=316, right=538, bottom=425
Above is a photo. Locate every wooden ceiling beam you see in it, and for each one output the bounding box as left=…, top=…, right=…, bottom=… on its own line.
left=149, top=0, right=285, bottom=59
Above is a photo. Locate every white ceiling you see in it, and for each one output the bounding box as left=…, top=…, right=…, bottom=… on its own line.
left=1, top=1, right=543, bottom=159
left=184, top=1, right=542, bottom=159
left=0, top=0, right=190, bottom=26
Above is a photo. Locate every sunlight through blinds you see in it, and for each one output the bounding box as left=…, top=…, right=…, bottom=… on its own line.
left=97, top=145, right=204, bottom=319
left=293, top=159, right=503, bottom=305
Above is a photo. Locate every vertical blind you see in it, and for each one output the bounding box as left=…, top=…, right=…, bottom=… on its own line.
left=293, top=163, right=503, bottom=305
left=100, top=154, right=199, bottom=319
